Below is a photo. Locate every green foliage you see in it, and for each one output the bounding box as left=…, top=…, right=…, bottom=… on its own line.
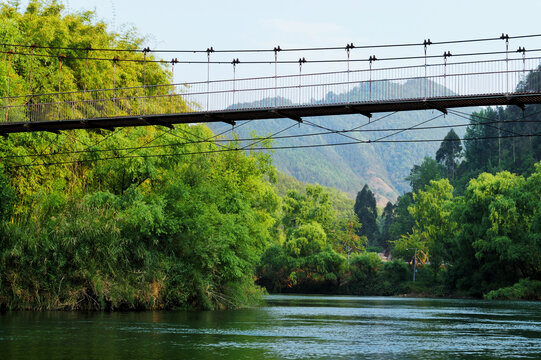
left=388, top=192, right=415, bottom=242
left=354, top=184, right=379, bottom=245
left=0, top=135, right=280, bottom=310
left=286, top=222, right=327, bottom=257
left=344, top=254, right=410, bottom=296
left=406, top=157, right=443, bottom=193
left=379, top=201, right=395, bottom=250
left=393, top=179, right=455, bottom=268
left=257, top=183, right=360, bottom=293
left=282, top=186, right=332, bottom=231
left=485, top=279, right=541, bottom=300
left=0, top=168, right=16, bottom=222
left=386, top=90, right=541, bottom=297
left=257, top=245, right=295, bottom=292
left=390, top=160, right=541, bottom=298
left=0, top=0, right=169, bottom=99
left=449, top=169, right=541, bottom=295
left=0, top=2, right=281, bottom=311
left=346, top=252, right=381, bottom=294
left=436, top=129, right=462, bottom=180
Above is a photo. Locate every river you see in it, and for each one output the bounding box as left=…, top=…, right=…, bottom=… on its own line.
left=1, top=295, right=540, bottom=359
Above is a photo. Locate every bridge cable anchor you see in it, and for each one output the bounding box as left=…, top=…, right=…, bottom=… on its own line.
left=298, top=58, right=307, bottom=105
left=443, top=51, right=452, bottom=94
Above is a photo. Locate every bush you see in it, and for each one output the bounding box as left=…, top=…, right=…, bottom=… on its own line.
left=381, top=260, right=410, bottom=284
left=484, top=279, right=541, bottom=300
left=346, top=252, right=381, bottom=295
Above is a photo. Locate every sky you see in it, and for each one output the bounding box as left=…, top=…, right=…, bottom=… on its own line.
left=13, top=0, right=541, bottom=84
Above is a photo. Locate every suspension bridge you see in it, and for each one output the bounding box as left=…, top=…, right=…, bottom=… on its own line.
left=1, top=34, right=541, bottom=135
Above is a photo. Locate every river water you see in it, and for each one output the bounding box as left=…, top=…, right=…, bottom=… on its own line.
left=1, top=295, right=540, bottom=359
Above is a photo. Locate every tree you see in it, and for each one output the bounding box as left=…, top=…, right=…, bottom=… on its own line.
left=436, top=129, right=462, bottom=180
left=388, top=193, right=415, bottom=243
left=379, top=201, right=396, bottom=251
left=393, top=179, right=456, bottom=273
left=286, top=222, right=327, bottom=257
left=334, top=213, right=365, bottom=264
left=353, top=184, right=379, bottom=246
left=451, top=169, right=541, bottom=295
left=281, top=184, right=334, bottom=235
left=406, top=157, right=443, bottom=193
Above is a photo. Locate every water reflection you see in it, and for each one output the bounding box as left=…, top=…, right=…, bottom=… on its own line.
left=1, top=296, right=540, bottom=359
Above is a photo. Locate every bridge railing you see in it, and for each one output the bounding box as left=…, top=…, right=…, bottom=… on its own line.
left=1, top=56, right=540, bottom=123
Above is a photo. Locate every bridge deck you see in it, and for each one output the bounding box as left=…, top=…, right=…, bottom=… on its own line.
left=1, top=93, right=540, bottom=135
left=1, top=50, right=541, bottom=135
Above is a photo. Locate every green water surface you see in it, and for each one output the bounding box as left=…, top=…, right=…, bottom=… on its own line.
left=1, top=295, right=540, bottom=359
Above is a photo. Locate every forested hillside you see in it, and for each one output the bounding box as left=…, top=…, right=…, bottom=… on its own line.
left=210, top=82, right=470, bottom=205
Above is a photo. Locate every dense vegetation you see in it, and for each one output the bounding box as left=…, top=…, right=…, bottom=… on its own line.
left=0, top=1, right=282, bottom=311
left=0, top=2, right=539, bottom=312
left=376, top=69, right=541, bottom=299
left=257, top=65, right=541, bottom=301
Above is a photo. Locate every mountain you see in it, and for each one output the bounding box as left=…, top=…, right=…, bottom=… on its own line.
left=209, top=80, right=471, bottom=205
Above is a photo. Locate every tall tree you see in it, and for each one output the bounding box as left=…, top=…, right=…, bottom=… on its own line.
left=436, top=129, right=462, bottom=180
left=406, top=157, right=443, bottom=193
left=388, top=193, right=415, bottom=242
left=379, top=201, right=396, bottom=251
left=353, top=184, right=379, bottom=246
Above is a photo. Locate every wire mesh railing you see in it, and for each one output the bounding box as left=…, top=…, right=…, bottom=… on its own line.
left=1, top=55, right=540, bottom=124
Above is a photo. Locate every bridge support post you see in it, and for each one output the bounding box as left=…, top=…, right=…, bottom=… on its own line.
left=423, top=39, right=432, bottom=100
left=298, top=58, right=306, bottom=105
left=501, top=34, right=509, bottom=94
left=206, top=47, right=214, bottom=111
left=232, top=58, right=239, bottom=110
left=5, top=50, right=13, bottom=123
left=57, top=54, right=66, bottom=121
left=142, top=47, right=151, bottom=116
left=346, top=43, right=354, bottom=103
left=274, top=46, right=281, bottom=107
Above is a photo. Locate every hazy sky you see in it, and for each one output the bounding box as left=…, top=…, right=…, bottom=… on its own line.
left=14, top=0, right=541, bottom=83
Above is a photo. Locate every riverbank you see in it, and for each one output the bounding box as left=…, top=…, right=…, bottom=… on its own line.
left=261, top=265, right=541, bottom=302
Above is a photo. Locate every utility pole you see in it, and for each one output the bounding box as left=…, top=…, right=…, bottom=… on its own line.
left=406, top=247, right=418, bottom=282
left=413, top=247, right=417, bottom=282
